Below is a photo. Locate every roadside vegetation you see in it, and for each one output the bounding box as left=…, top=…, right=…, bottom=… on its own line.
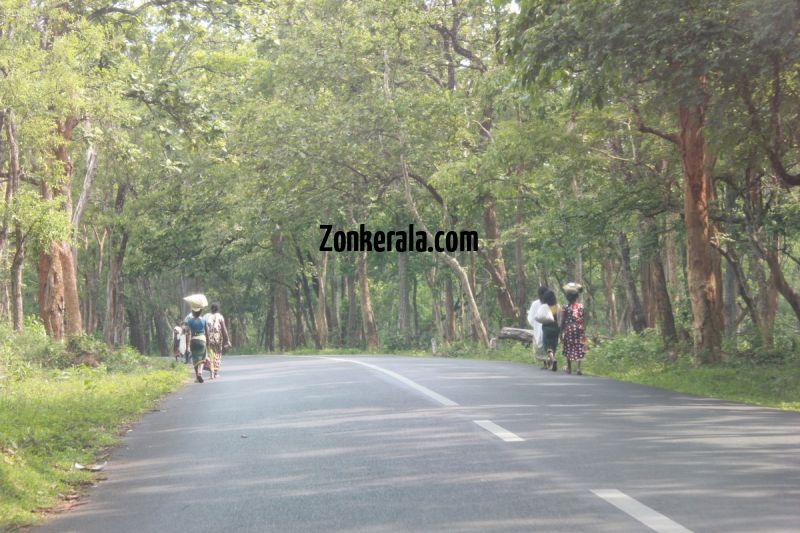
left=0, top=322, right=184, bottom=531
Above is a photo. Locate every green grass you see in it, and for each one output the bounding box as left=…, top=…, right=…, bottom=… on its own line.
left=0, top=361, right=185, bottom=530
left=275, top=331, right=800, bottom=412
left=583, top=357, right=800, bottom=411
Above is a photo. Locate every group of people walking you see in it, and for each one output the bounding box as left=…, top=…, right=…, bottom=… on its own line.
left=173, top=294, right=231, bottom=383
left=527, top=283, right=587, bottom=375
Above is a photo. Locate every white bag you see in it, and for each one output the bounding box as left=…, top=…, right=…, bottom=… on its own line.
left=534, top=303, right=555, bottom=325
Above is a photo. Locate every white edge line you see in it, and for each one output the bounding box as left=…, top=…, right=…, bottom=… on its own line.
left=473, top=420, right=524, bottom=442
left=325, top=357, right=459, bottom=407
left=591, top=489, right=693, bottom=533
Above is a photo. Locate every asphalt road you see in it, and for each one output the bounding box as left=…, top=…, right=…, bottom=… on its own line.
left=37, top=356, right=800, bottom=532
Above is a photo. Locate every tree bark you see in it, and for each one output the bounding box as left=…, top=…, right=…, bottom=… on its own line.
left=103, top=185, right=128, bottom=346
left=314, top=251, right=328, bottom=349
left=358, top=250, right=380, bottom=351
left=678, top=104, right=724, bottom=362
left=345, top=273, right=360, bottom=347
left=602, top=256, right=620, bottom=335
left=482, top=197, right=521, bottom=323
left=514, top=198, right=528, bottom=327
left=11, top=225, right=24, bottom=331
left=397, top=251, right=410, bottom=342
left=444, top=276, right=456, bottom=343
left=617, top=232, right=647, bottom=333
left=38, top=117, right=82, bottom=337
left=271, top=228, right=293, bottom=352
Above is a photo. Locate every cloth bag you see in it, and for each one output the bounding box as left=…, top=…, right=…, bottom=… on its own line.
left=534, top=304, right=555, bottom=325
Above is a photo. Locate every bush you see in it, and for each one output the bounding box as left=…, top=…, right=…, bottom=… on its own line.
left=0, top=319, right=159, bottom=381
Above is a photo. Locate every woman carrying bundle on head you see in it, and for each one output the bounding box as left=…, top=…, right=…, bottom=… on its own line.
left=184, top=294, right=210, bottom=383
left=559, top=283, right=587, bottom=375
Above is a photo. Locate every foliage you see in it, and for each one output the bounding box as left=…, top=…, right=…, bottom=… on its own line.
left=0, top=365, right=184, bottom=530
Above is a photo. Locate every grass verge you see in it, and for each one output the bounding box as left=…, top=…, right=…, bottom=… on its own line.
left=0, top=357, right=184, bottom=531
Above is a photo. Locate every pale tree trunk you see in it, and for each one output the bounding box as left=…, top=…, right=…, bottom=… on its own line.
left=0, top=112, right=9, bottom=321
left=678, top=104, right=724, bottom=362
left=314, top=251, right=328, bottom=349
left=482, top=197, right=521, bottom=323
left=382, top=47, right=488, bottom=346
left=4, top=112, right=25, bottom=331
left=357, top=250, right=380, bottom=351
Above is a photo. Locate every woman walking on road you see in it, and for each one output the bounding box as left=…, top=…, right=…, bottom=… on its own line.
left=560, top=283, right=587, bottom=375
left=540, top=290, right=561, bottom=372
left=204, top=303, right=231, bottom=379
left=184, top=294, right=210, bottom=383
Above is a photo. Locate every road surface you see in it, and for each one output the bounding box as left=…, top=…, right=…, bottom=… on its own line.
left=38, top=356, right=800, bottom=532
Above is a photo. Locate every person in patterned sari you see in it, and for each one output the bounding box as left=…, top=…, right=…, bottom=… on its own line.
left=559, top=282, right=587, bottom=375
left=204, top=303, right=231, bottom=379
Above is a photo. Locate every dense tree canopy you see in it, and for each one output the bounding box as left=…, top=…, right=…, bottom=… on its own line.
left=1, top=0, right=799, bottom=364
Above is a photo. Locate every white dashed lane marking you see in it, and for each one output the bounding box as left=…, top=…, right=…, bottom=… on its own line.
left=325, top=357, right=459, bottom=406
left=592, top=489, right=693, bottom=533
left=473, top=419, right=525, bottom=442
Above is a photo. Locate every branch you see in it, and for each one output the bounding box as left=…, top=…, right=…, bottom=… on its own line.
left=631, top=105, right=678, bottom=145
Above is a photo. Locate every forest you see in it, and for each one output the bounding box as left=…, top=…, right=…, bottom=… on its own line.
left=2, top=0, right=800, bottom=365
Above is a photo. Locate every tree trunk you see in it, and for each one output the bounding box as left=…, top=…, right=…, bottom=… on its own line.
left=482, top=197, right=521, bottom=323
left=39, top=243, right=66, bottom=340
left=103, top=185, right=128, bottom=346
left=426, top=267, right=444, bottom=342
left=264, top=292, right=275, bottom=351
left=678, top=104, right=724, bottom=362
left=314, top=251, right=328, bottom=349
left=11, top=225, right=24, bottom=331
left=651, top=252, right=677, bottom=344
left=618, top=232, right=647, bottom=333
left=4, top=111, right=24, bottom=331
left=444, top=276, right=456, bottom=343
left=412, top=275, right=419, bottom=340
left=345, top=273, right=360, bottom=347
left=328, top=261, right=340, bottom=344
left=358, top=250, right=380, bottom=351
left=44, top=117, right=82, bottom=336
left=602, top=256, right=619, bottom=335
left=397, top=251, right=410, bottom=342
left=293, top=287, right=306, bottom=348
left=639, top=259, right=657, bottom=328
left=765, top=249, right=800, bottom=326
left=271, top=228, right=293, bottom=352
left=514, top=198, right=528, bottom=327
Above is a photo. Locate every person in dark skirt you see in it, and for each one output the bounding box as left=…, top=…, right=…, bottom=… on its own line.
left=540, top=290, right=561, bottom=372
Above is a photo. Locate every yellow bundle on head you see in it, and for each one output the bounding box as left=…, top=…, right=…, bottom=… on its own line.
left=184, top=293, right=209, bottom=311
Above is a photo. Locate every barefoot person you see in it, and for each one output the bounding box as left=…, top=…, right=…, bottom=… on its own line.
left=560, top=283, right=587, bottom=375
left=204, top=303, right=231, bottom=379
left=184, top=294, right=210, bottom=383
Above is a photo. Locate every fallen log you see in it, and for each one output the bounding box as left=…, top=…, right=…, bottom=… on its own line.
left=497, top=327, right=535, bottom=346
